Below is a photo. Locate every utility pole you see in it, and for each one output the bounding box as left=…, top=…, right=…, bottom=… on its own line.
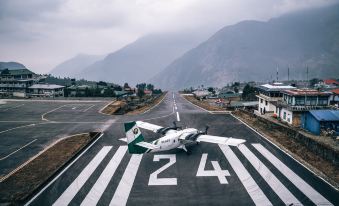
left=276, top=65, right=279, bottom=82
left=287, top=66, right=290, bottom=82
left=306, top=66, right=309, bottom=88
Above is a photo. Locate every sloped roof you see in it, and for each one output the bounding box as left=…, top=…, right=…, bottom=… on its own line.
left=29, top=84, right=64, bottom=89
left=256, top=83, right=296, bottom=92
left=324, top=79, right=339, bottom=85
left=1, top=69, right=35, bottom=75
left=282, top=89, right=331, bottom=96
left=309, top=110, right=339, bottom=121
left=330, top=88, right=339, bottom=95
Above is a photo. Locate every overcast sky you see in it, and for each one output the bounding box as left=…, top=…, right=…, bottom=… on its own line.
left=0, top=0, right=337, bottom=73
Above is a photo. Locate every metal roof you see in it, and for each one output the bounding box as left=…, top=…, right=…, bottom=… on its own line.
left=309, top=110, right=339, bottom=121
left=0, top=69, right=35, bottom=76
left=282, top=89, right=331, bottom=96
left=29, top=84, right=64, bottom=89
left=256, top=83, right=295, bottom=92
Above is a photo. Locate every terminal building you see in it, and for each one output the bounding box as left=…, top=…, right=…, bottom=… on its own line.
left=0, top=68, right=64, bottom=98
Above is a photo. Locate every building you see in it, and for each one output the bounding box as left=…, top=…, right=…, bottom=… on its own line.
left=29, top=84, right=64, bottom=97
left=255, top=83, right=296, bottom=115
left=323, top=79, right=339, bottom=87
left=276, top=89, right=331, bottom=126
left=0, top=69, right=40, bottom=97
left=329, top=88, right=339, bottom=107
left=301, top=110, right=339, bottom=135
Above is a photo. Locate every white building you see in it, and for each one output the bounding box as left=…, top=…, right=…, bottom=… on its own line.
left=255, top=83, right=296, bottom=115
left=29, top=84, right=65, bottom=97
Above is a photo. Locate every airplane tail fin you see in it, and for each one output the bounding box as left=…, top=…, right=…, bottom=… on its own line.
left=124, top=121, right=147, bottom=154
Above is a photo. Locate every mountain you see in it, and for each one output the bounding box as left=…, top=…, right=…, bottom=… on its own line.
left=150, top=4, right=339, bottom=90
left=0, top=62, right=27, bottom=70
left=50, top=54, right=103, bottom=78
left=78, top=32, right=206, bottom=86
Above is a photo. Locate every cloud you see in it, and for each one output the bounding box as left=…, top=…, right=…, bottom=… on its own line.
left=0, top=0, right=337, bottom=73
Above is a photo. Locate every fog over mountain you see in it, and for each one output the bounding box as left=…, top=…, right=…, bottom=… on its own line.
left=150, top=4, right=339, bottom=89
left=50, top=54, right=103, bottom=78
left=77, top=32, right=206, bottom=86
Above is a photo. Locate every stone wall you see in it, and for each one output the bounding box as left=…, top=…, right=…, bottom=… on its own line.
left=236, top=109, right=339, bottom=166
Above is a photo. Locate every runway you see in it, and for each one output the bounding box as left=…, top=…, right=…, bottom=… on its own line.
left=1, top=93, right=338, bottom=205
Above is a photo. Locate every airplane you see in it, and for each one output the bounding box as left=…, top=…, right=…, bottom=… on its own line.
left=120, top=121, right=246, bottom=154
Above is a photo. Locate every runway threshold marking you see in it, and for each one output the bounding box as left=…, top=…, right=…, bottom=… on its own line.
left=252, top=144, right=333, bottom=206
left=218, top=144, right=272, bottom=205
left=53, top=146, right=112, bottom=206
left=238, top=144, right=301, bottom=205
left=0, top=139, right=37, bottom=161
left=81, top=146, right=128, bottom=206
left=110, top=154, right=143, bottom=206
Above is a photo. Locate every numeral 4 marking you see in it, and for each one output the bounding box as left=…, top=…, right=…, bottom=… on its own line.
left=148, top=154, right=177, bottom=185
left=196, top=153, right=230, bottom=184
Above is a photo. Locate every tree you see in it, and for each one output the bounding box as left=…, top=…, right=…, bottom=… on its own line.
left=136, top=83, right=146, bottom=91
left=146, top=84, right=154, bottom=91
left=309, top=78, right=320, bottom=88
left=137, top=89, right=145, bottom=98
left=242, top=84, right=256, bottom=101
left=123, top=82, right=130, bottom=89
left=208, top=87, right=215, bottom=95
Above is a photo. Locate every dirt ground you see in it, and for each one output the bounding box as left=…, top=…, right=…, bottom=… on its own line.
left=233, top=110, right=339, bottom=189
left=182, top=95, right=225, bottom=111
left=127, top=92, right=167, bottom=115
left=101, top=100, right=126, bottom=115
left=0, top=132, right=99, bottom=204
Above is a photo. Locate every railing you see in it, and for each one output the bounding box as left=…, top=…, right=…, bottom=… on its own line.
left=276, top=101, right=331, bottom=111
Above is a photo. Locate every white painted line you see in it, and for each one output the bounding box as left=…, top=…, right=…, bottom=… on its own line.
left=41, top=105, right=67, bottom=121
left=81, top=146, right=128, bottom=206
left=25, top=133, right=104, bottom=206
left=0, top=123, right=37, bottom=134
left=176, top=112, right=180, bottom=122
left=180, top=94, right=212, bottom=114
left=218, top=144, right=272, bottom=205
left=3, top=103, right=25, bottom=111
left=142, top=93, right=167, bottom=114
left=230, top=113, right=338, bottom=191
left=238, top=144, right=301, bottom=205
left=72, top=107, right=76, bottom=110
left=98, top=100, right=116, bottom=115
left=52, top=146, right=112, bottom=206
left=110, top=154, right=143, bottom=206
left=0, top=139, right=37, bottom=161
left=253, top=144, right=333, bottom=206
left=82, top=104, right=95, bottom=112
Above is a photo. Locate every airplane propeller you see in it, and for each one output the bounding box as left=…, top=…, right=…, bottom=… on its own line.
left=204, top=126, right=209, bottom=135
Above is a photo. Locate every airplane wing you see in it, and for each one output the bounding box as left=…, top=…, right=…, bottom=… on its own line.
left=196, top=135, right=246, bottom=146
left=136, top=121, right=163, bottom=133
left=136, top=141, right=160, bottom=150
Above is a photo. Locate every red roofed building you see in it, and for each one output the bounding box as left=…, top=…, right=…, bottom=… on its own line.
left=324, top=79, right=339, bottom=86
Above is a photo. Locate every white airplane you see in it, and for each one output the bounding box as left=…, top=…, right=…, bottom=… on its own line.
left=120, top=121, right=246, bottom=154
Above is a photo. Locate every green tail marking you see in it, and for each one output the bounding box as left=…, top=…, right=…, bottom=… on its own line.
left=124, top=121, right=148, bottom=154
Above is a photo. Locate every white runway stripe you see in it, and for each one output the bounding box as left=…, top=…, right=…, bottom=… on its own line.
left=252, top=144, right=333, bottom=206
left=110, top=154, right=143, bottom=206
left=81, top=146, right=128, bottom=206
left=218, top=145, right=272, bottom=206
left=238, top=144, right=301, bottom=205
left=53, top=146, right=112, bottom=206
left=176, top=112, right=180, bottom=121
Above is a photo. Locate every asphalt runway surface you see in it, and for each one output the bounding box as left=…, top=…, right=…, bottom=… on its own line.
left=1, top=93, right=338, bottom=205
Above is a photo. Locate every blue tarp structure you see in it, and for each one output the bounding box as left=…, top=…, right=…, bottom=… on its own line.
left=301, top=110, right=339, bottom=135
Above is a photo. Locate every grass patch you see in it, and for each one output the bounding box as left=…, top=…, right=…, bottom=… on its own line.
left=0, top=132, right=100, bottom=205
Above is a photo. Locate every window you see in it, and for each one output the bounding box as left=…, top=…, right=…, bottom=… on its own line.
left=265, top=100, right=268, bottom=106
left=283, top=112, right=286, bottom=120
left=260, top=99, right=263, bottom=103
left=318, top=97, right=328, bottom=105
left=295, top=97, right=305, bottom=106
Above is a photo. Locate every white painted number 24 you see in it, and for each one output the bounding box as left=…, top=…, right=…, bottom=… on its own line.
left=148, top=154, right=230, bottom=185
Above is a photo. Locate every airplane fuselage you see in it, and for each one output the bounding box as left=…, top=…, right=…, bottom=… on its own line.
left=149, top=128, right=199, bottom=153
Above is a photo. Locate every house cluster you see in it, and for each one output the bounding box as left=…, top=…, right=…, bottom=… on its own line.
left=255, top=80, right=339, bottom=136
left=0, top=68, right=64, bottom=98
